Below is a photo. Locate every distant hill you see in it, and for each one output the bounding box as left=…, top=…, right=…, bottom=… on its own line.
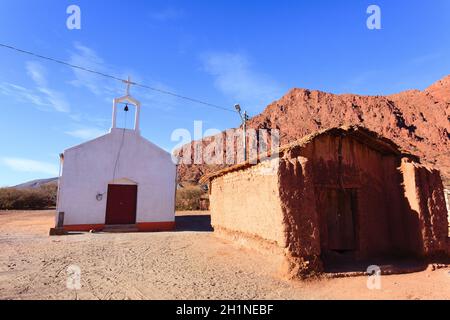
left=177, top=75, right=450, bottom=186
left=13, top=177, right=58, bottom=189
left=12, top=76, right=450, bottom=190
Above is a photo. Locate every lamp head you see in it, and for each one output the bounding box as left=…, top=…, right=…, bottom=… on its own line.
left=234, top=104, right=241, bottom=113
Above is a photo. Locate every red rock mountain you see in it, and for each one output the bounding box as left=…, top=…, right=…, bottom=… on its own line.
left=178, top=75, right=450, bottom=185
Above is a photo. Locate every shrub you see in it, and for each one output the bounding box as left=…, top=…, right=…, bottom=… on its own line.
left=0, top=184, right=57, bottom=210
left=176, top=185, right=208, bottom=211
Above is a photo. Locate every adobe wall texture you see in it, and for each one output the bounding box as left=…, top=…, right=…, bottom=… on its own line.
left=209, top=159, right=286, bottom=252
left=278, top=155, right=323, bottom=277
left=209, top=132, right=449, bottom=278
left=400, top=160, right=448, bottom=257
left=281, top=136, right=413, bottom=253
left=279, top=135, right=448, bottom=276
left=444, top=188, right=450, bottom=236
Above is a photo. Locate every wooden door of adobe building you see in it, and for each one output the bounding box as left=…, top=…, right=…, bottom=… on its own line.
left=316, top=188, right=357, bottom=252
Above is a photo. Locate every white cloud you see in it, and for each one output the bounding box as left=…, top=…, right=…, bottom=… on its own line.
left=0, top=157, right=59, bottom=176
left=65, top=127, right=106, bottom=140
left=202, top=52, right=283, bottom=111
left=138, top=81, right=184, bottom=112
left=67, top=43, right=182, bottom=112
left=26, top=62, right=70, bottom=113
left=69, top=43, right=117, bottom=96
left=0, top=61, right=72, bottom=113
left=0, top=82, right=48, bottom=108
left=26, top=61, right=48, bottom=87
left=63, top=42, right=189, bottom=121
left=36, top=87, right=70, bottom=113
left=69, top=112, right=110, bottom=126
left=149, top=7, right=184, bottom=21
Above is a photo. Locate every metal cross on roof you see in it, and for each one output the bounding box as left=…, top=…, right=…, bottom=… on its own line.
left=122, top=76, right=135, bottom=96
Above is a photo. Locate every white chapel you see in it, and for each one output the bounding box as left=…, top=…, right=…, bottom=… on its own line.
left=55, top=78, right=177, bottom=232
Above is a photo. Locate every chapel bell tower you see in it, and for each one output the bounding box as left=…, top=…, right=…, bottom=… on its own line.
left=111, top=76, right=141, bottom=135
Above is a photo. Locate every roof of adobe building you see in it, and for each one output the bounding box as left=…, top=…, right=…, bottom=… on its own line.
left=200, top=125, right=418, bottom=184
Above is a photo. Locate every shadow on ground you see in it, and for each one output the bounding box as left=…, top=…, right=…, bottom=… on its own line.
left=175, top=214, right=214, bottom=232
left=322, top=252, right=450, bottom=277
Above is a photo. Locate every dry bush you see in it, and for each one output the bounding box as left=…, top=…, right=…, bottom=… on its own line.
left=176, top=185, right=208, bottom=211
left=0, top=184, right=57, bottom=210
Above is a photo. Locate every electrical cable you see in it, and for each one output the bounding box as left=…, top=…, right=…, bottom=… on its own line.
left=0, top=43, right=237, bottom=113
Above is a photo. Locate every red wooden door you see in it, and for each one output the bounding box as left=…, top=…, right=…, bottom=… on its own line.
left=105, top=184, right=137, bottom=225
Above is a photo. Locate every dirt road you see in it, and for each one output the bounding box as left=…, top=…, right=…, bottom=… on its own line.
left=0, top=211, right=448, bottom=300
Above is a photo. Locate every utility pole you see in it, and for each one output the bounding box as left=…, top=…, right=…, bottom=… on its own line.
left=234, top=104, right=249, bottom=162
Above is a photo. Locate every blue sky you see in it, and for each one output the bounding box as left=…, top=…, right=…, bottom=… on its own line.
left=0, top=0, right=449, bottom=186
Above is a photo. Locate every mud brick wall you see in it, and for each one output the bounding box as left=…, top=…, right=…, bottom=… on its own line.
left=276, top=135, right=417, bottom=276
left=278, top=155, right=323, bottom=276
left=444, top=189, right=450, bottom=236
left=208, top=129, right=449, bottom=278
left=401, top=160, right=448, bottom=257
left=209, top=159, right=286, bottom=249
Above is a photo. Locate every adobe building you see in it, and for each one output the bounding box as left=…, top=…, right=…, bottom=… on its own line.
left=201, top=126, right=449, bottom=277
left=54, top=79, right=177, bottom=233
left=445, top=188, right=450, bottom=236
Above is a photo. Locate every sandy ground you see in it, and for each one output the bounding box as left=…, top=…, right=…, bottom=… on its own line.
left=0, top=210, right=448, bottom=300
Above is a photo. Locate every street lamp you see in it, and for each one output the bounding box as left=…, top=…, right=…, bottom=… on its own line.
left=235, top=104, right=249, bottom=161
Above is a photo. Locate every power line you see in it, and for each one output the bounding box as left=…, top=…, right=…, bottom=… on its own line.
left=0, top=42, right=236, bottom=113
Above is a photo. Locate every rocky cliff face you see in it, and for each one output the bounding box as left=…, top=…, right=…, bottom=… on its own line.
left=178, top=75, right=450, bottom=185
